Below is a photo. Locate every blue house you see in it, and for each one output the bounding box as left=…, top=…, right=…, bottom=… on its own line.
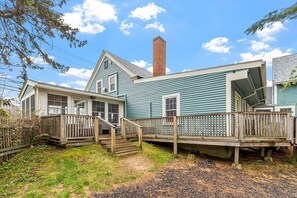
left=272, top=53, right=297, bottom=116
left=85, top=36, right=266, bottom=119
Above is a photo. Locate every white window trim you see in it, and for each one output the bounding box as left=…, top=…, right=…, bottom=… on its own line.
left=96, top=79, right=103, bottom=94
left=108, top=74, right=117, bottom=93
left=275, top=105, right=295, bottom=116
left=162, top=93, right=180, bottom=117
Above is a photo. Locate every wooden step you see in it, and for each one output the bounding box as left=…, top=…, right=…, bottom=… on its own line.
left=104, top=142, right=133, bottom=148
left=100, top=139, right=128, bottom=145
left=115, top=147, right=141, bottom=153
left=116, top=150, right=141, bottom=157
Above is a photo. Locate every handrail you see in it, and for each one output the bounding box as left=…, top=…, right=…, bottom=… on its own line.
left=96, top=116, right=116, bottom=128
left=121, top=118, right=143, bottom=148
left=122, top=118, right=142, bottom=128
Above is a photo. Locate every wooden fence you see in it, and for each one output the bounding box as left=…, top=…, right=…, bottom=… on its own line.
left=41, top=115, right=94, bottom=146
left=0, top=117, right=40, bottom=164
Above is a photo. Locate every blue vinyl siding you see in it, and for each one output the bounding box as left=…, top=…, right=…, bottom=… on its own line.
left=88, top=58, right=228, bottom=118
left=277, top=84, right=297, bottom=112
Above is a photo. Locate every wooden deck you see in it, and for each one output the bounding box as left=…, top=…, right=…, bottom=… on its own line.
left=40, top=112, right=297, bottom=164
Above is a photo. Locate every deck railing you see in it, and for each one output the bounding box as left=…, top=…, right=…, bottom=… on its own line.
left=41, top=115, right=94, bottom=144
left=121, top=118, right=142, bottom=148
left=94, top=116, right=117, bottom=153
left=129, top=112, right=292, bottom=141
left=130, top=117, right=174, bottom=135
left=241, top=112, right=290, bottom=139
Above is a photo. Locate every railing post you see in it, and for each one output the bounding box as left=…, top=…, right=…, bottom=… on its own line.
left=111, top=127, right=116, bottom=154
left=94, top=116, right=99, bottom=144
left=121, top=118, right=126, bottom=138
left=138, top=127, right=143, bottom=149
left=60, top=115, right=66, bottom=144
left=173, top=116, right=178, bottom=155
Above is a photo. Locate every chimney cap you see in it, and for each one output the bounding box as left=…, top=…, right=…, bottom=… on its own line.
left=153, top=36, right=166, bottom=43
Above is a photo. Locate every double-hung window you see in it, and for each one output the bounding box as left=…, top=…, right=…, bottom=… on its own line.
left=162, top=93, right=180, bottom=117
left=96, top=80, right=103, bottom=94
left=108, top=74, right=117, bottom=93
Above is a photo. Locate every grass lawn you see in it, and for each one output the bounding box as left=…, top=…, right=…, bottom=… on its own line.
left=0, top=142, right=174, bottom=197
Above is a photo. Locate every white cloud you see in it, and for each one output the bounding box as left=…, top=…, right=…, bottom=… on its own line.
left=130, top=2, right=166, bottom=21
left=267, top=80, right=272, bottom=87
left=60, top=83, right=71, bottom=88
left=237, top=38, right=247, bottom=43
left=131, top=60, right=151, bottom=68
left=202, top=37, right=231, bottom=53
left=240, top=48, right=291, bottom=66
left=60, top=68, right=93, bottom=79
left=30, top=55, right=55, bottom=65
left=147, top=66, right=171, bottom=74
left=256, top=22, right=287, bottom=42
left=145, top=21, right=165, bottom=32
left=250, top=40, right=270, bottom=52
left=119, top=20, right=133, bottom=35
left=48, top=82, right=56, bottom=85
left=63, top=0, right=117, bottom=34
left=72, top=80, right=88, bottom=87
left=182, top=69, right=192, bottom=72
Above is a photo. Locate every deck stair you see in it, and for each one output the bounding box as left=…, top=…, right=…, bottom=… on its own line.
left=99, top=136, right=141, bottom=156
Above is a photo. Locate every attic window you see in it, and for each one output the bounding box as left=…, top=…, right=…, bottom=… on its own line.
left=104, top=60, right=109, bottom=69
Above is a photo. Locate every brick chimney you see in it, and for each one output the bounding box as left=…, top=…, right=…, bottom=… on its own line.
left=153, top=36, right=166, bottom=77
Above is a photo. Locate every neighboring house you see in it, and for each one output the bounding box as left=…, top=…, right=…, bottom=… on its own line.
left=19, top=36, right=267, bottom=121
left=85, top=36, right=266, bottom=118
left=272, top=53, right=297, bottom=116
left=19, top=80, right=124, bottom=125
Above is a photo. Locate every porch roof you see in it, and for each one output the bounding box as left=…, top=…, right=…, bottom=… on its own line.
left=19, top=80, right=124, bottom=102
left=232, top=64, right=266, bottom=106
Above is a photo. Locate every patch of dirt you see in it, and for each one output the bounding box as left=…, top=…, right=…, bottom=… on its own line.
left=94, top=150, right=297, bottom=198
left=120, top=154, right=154, bottom=172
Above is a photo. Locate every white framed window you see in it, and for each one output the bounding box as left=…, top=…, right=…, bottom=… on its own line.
left=162, top=93, right=180, bottom=117
left=275, top=106, right=295, bottom=116
left=96, top=79, right=103, bottom=94
left=108, top=74, right=117, bottom=93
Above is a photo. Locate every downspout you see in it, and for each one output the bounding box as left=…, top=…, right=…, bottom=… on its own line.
left=117, top=94, right=127, bottom=117
left=247, top=72, right=260, bottom=102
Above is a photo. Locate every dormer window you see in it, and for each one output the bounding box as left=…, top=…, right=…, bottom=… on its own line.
left=108, top=74, right=117, bottom=93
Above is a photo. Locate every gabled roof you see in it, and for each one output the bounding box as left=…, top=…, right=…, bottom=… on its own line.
left=85, top=50, right=152, bottom=91
left=273, top=53, right=297, bottom=84
left=19, top=79, right=124, bottom=101
left=107, top=51, right=153, bottom=78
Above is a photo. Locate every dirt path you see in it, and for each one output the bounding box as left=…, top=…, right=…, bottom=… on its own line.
left=94, top=158, right=297, bottom=198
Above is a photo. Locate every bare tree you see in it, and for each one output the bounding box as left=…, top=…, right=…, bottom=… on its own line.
left=0, top=0, right=87, bottom=80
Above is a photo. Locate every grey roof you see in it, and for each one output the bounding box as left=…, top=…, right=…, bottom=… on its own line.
left=265, top=87, right=272, bottom=104
left=273, top=53, right=297, bottom=83
left=106, top=51, right=153, bottom=78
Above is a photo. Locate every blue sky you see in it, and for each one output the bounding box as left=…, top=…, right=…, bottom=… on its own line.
left=1, top=0, right=297, bottom=99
